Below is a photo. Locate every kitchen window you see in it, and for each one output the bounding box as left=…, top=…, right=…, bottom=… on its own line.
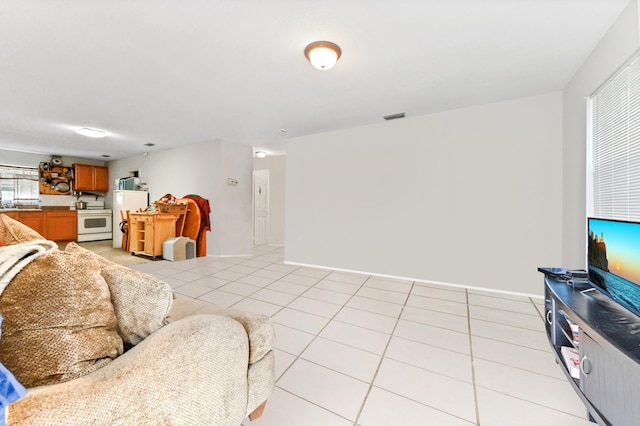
left=0, top=165, right=39, bottom=208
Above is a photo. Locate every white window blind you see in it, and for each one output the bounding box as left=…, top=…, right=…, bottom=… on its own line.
left=0, top=165, right=39, bottom=208
left=590, top=53, right=640, bottom=221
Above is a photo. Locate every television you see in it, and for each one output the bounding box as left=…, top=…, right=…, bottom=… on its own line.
left=587, top=217, right=640, bottom=317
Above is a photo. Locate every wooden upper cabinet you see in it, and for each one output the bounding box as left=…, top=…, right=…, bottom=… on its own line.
left=93, top=166, right=109, bottom=192
left=73, top=164, right=109, bottom=192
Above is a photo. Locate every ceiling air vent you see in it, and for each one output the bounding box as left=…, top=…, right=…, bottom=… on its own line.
left=383, top=112, right=405, bottom=120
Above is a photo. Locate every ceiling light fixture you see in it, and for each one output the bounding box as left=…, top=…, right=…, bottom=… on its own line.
left=255, top=151, right=267, bottom=158
left=304, top=41, right=341, bottom=71
left=76, top=127, right=107, bottom=138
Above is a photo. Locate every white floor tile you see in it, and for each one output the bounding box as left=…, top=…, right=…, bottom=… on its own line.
left=473, top=359, right=586, bottom=417
left=314, top=279, right=361, bottom=295
left=385, top=336, right=473, bottom=383
left=272, top=323, right=315, bottom=356
left=172, top=282, right=215, bottom=298
left=110, top=245, right=593, bottom=425
left=236, top=274, right=277, bottom=287
left=469, top=305, right=544, bottom=332
left=356, top=287, right=408, bottom=305
left=334, top=307, right=397, bottom=334
left=394, top=319, right=470, bottom=354
left=294, top=267, right=332, bottom=279
left=301, top=337, right=382, bottom=382
left=374, top=358, right=476, bottom=423
left=319, top=321, right=390, bottom=355
left=267, top=280, right=310, bottom=295
left=362, top=277, right=413, bottom=293
left=218, top=281, right=261, bottom=297
left=280, top=274, right=322, bottom=286
left=233, top=298, right=282, bottom=317
left=263, top=264, right=300, bottom=274
left=345, top=296, right=403, bottom=318
left=167, top=270, right=206, bottom=282
left=250, top=288, right=298, bottom=306
left=211, top=269, right=247, bottom=281
left=189, top=275, right=230, bottom=289
left=468, top=293, right=540, bottom=316
left=405, top=294, right=468, bottom=316
left=358, top=387, right=475, bottom=426
left=272, top=349, right=296, bottom=381
left=243, top=387, right=352, bottom=426
left=471, top=336, right=563, bottom=379
left=252, top=268, right=290, bottom=280
left=271, top=308, right=330, bottom=335
left=476, top=387, right=594, bottom=426
left=287, top=297, right=343, bottom=318
left=197, top=289, right=244, bottom=307
left=413, top=281, right=466, bottom=292
left=410, top=286, right=468, bottom=303
left=278, top=359, right=370, bottom=421
left=226, top=264, right=259, bottom=274
left=401, top=305, right=469, bottom=333
left=325, top=271, right=369, bottom=285
left=469, top=318, right=550, bottom=352
left=303, top=288, right=352, bottom=305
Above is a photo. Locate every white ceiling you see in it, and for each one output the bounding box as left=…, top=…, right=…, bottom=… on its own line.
left=0, top=0, right=631, bottom=161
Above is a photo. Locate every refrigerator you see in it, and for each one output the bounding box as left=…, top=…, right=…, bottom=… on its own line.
left=112, top=190, right=149, bottom=248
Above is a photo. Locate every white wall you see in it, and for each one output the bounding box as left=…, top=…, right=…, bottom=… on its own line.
left=108, top=139, right=253, bottom=256
left=253, top=155, right=286, bottom=246
left=562, top=0, right=640, bottom=268
left=286, top=92, right=562, bottom=296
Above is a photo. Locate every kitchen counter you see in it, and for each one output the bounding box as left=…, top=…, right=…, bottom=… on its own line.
left=0, top=206, right=73, bottom=212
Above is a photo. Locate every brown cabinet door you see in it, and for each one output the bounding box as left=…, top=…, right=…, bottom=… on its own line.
left=16, top=212, right=45, bottom=236
left=72, top=164, right=94, bottom=191
left=94, top=166, right=109, bottom=192
left=45, top=211, right=77, bottom=241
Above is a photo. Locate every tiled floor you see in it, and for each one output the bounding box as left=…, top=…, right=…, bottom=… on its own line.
left=129, top=245, right=593, bottom=426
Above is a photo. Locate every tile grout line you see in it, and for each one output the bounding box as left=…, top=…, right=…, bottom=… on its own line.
left=267, top=270, right=374, bottom=398
left=352, top=279, right=415, bottom=426
left=466, top=288, right=481, bottom=426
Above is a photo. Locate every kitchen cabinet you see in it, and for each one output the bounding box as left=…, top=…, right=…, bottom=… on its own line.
left=0, top=210, right=76, bottom=241
left=129, top=213, right=180, bottom=258
left=72, top=164, right=109, bottom=192
left=44, top=211, right=77, bottom=241
left=17, top=211, right=46, bottom=236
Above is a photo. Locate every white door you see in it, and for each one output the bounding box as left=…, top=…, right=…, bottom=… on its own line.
left=253, top=169, right=269, bottom=245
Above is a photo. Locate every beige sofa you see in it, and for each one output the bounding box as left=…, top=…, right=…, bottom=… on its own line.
left=0, top=214, right=275, bottom=425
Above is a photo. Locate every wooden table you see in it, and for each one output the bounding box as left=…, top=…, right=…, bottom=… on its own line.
left=128, top=212, right=180, bottom=258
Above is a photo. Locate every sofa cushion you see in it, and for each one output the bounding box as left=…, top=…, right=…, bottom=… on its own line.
left=0, top=250, right=123, bottom=388
left=65, top=243, right=173, bottom=345
left=0, top=214, right=45, bottom=245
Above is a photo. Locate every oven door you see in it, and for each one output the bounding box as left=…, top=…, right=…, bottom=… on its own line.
left=77, top=213, right=113, bottom=242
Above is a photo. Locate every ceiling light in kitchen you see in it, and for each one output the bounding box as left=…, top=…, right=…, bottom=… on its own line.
left=76, top=127, right=107, bottom=138
left=255, top=151, right=267, bottom=158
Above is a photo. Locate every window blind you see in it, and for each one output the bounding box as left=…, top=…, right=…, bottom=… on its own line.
left=590, top=53, right=640, bottom=221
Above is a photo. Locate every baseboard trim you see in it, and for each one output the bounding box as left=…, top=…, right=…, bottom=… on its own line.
left=283, top=260, right=543, bottom=299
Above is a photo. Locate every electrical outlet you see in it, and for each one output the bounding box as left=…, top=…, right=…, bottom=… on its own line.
left=227, top=178, right=238, bottom=185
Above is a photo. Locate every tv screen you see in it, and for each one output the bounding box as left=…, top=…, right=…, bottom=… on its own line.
left=588, top=217, right=640, bottom=317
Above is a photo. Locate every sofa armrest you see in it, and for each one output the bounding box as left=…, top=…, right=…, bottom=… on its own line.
left=7, top=315, right=249, bottom=426
left=167, top=298, right=274, bottom=365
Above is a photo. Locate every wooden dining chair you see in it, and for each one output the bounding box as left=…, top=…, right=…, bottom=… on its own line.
left=119, top=210, right=129, bottom=251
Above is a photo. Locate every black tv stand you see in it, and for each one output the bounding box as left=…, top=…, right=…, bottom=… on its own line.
left=544, top=276, right=640, bottom=425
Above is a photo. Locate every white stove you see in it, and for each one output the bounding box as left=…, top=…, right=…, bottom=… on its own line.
left=72, top=200, right=113, bottom=242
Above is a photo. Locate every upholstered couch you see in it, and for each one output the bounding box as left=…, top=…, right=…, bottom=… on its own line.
left=0, top=214, right=275, bottom=425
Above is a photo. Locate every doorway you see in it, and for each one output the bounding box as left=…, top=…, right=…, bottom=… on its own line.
left=253, top=169, right=269, bottom=245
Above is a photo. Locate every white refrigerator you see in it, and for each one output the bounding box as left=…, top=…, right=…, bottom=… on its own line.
left=112, top=190, right=149, bottom=248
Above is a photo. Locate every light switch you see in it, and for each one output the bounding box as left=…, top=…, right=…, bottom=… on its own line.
left=227, top=178, right=238, bottom=185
